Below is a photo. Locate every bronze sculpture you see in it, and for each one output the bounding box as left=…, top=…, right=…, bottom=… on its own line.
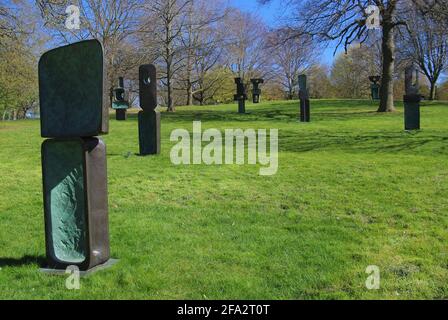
left=39, top=40, right=111, bottom=272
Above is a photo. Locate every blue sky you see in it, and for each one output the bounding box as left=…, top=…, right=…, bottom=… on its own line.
left=229, top=0, right=341, bottom=65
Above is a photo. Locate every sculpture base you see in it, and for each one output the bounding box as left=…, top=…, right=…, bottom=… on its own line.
left=138, top=110, right=161, bottom=155
left=238, top=100, right=246, bottom=114
left=42, top=138, right=110, bottom=271
left=404, top=101, right=420, bottom=131
left=300, top=99, right=310, bottom=122
left=40, top=259, right=118, bottom=277
left=116, top=109, right=127, bottom=121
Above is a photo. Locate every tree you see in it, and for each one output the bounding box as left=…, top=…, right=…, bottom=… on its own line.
left=416, top=0, right=448, bottom=28
left=398, top=8, right=447, bottom=100
left=0, top=34, right=39, bottom=120
left=308, top=64, right=334, bottom=99
left=37, top=0, right=145, bottom=104
left=177, top=0, right=228, bottom=106
left=0, top=1, right=42, bottom=120
left=259, top=0, right=429, bottom=112
left=330, top=45, right=377, bottom=99
left=1, top=1, right=19, bottom=38
left=268, top=29, right=315, bottom=100
left=194, top=67, right=234, bottom=104
left=140, top=0, right=192, bottom=112
left=224, top=10, right=273, bottom=88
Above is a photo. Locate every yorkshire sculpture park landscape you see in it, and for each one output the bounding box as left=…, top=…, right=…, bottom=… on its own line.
left=0, top=0, right=447, bottom=303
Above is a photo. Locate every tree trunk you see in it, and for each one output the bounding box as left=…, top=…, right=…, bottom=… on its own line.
left=429, top=81, right=436, bottom=100
left=378, top=23, right=396, bottom=112
left=287, top=85, right=293, bottom=100
left=186, top=79, right=192, bottom=106
left=166, top=1, right=175, bottom=113
left=167, top=70, right=174, bottom=112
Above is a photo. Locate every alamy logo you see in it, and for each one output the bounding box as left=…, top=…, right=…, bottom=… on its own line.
left=65, top=5, right=80, bottom=30
left=65, top=265, right=80, bottom=290
left=365, top=5, right=381, bottom=30
left=170, top=121, right=278, bottom=176
left=365, top=265, right=380, bottom=290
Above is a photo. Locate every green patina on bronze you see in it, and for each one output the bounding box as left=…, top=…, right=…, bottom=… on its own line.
left=112, top=101, right=129, bottom=110
left=39, top=40, right=107, bottom=138
left=42, top=140, right=87, bottom=264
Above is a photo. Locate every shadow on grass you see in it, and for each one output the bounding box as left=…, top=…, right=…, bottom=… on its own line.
left=122, top=109, right=380, bottom=124
left=0, top=255, right=46, bottom=268
left=280, top=130, right=448, bottom=154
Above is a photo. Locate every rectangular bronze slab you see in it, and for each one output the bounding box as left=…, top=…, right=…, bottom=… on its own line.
left=404, top=96, right=421, bottom=130
left=300, top=99, right=310, bottom=122
left=138, top=111, right=161, bottom=155
left=139, top=64, right=158, bottom=112
left=116, top=109, right=127, bottom=121
left=42, top=138, right=110, bottom=271
left=39, top=40, right=108, bottom=138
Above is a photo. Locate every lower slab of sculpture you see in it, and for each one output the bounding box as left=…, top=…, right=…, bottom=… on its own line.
left=42, top=138, right=110, bottom=271
left=138, top=110, right=161, bottom=155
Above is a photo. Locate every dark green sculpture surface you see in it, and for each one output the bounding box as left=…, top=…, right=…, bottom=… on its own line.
left=39, top=40, right=107, bottom=138
left=371, top=84, right=380, bottom=100
left=138, top=111, right=161, bottom=155
left=42, top=139, right=87, bottom=264
left=112, top=101, right=129, bottom=110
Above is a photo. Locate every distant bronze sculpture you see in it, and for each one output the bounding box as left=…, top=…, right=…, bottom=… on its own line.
left=112, top=77, right=129, bottom=121
left=251, top=78, right=264, bottom=103
left=298, top=74, right=310, bottom=122
left=404, top=65, right=421, bottom=131
left=369, top=76, right=381, bottom=101
left=138, top=64, right=160, bottom=155
left=39, top=40, right=111, bottom=272
left=234, top=78, right=247, bottom=114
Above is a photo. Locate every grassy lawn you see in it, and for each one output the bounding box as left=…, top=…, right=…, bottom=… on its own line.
left=0, top=99, right=447, bottom=299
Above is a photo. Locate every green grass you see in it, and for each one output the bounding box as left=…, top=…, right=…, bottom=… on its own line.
left=0, top=99, right=447, bottom=299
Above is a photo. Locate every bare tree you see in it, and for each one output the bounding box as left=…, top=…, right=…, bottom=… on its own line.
left=268, top=29, right=315, bottom=99
left=259, top=0, right=434, bottom=112
left=140, top=0, right=192, bottom=112
left=399, top=7, right=447, bottom=100
left=416, top=0, right=448, bottom=27
left=224, top=9, right=273, bottom=92
left=36, top=0, right=145, bottom=102
left=177, top=0, right=228, bottom=105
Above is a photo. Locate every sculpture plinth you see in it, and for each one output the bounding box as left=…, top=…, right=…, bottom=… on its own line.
left=404, top=65, right=421, bottom=131
left=42, top=138, right=110, bottom=270
left=138, top=64, right=160, bottom=155
left=38, top=39, right=112, bottom=272
left=138, top=111, right=161, bottom=155
left=298, top=74, right=310, bottom=122
left=234, top=78, right=247, bottom=114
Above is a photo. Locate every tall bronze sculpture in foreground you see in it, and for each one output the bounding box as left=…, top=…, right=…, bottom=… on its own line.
left=138, top=64, right=160, bottom=155
left=39, top=40, right=111, bottom=272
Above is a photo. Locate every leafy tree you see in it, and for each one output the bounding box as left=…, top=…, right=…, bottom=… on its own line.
left=398, top=9, right=447, bottom=100
left=330, top=45, right=377, bottom=99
